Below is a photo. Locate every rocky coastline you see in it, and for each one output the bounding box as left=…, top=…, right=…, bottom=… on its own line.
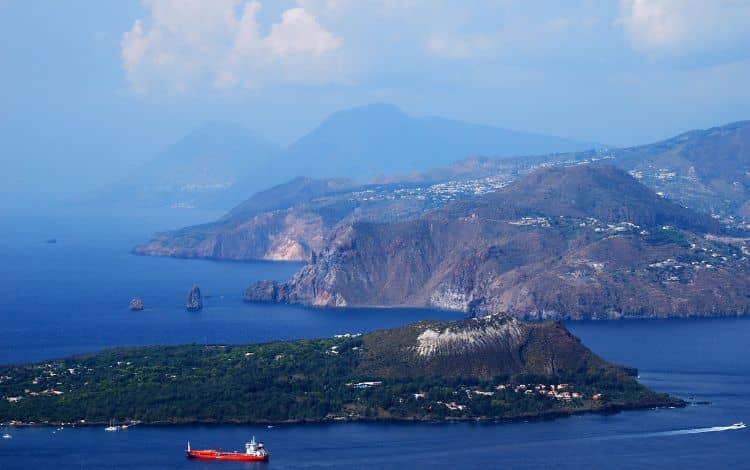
left=245, top=165, right=750, bottom=320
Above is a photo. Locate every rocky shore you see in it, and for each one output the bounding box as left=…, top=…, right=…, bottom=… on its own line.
left=245, top=165, right=750, bottom=320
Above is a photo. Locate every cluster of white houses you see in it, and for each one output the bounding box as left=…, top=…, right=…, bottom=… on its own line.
left=407, top=383, right=603, bottom=408
left=493, top=383, right=601, bottom=402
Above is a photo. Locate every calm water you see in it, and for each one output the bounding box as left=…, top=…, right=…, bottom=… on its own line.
left=0, top=212, right=461, bottom=365
left=0, top=213, right=748, bottom=468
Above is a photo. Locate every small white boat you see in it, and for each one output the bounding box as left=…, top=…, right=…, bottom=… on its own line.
left=730, top=422, right=746, bottom=429
left=104, top=419, right=119, bottom=432
left=2, top=433, right=11, bottom=440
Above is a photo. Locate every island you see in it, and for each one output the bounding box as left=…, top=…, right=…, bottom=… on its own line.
left=185, top=285, right=202, bottom=311
left=245, top=164, right=750, bottom=320
left=134, top=120, right=750, bottom=265
left=0, top=315, right=681, bottom=425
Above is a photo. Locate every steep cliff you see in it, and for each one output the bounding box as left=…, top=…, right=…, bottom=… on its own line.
left=134, top=120, right=750, bottom=263
left=132, top=176, right=495, bottom=261
left=246, top=164, right=750, bottom=319
left=133, top=177, right=357, bottom=261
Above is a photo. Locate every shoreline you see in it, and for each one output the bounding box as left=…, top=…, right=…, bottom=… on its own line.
left=245, top=296, right=750, bottom=321
left=1, top=398, right=685, bottom=429
left=0, top=319, right=684, bottom=431
left=130, top=249, right=309, bottom=265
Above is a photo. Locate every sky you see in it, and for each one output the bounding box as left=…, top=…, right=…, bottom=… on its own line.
left=2, top=0, right=750, bottom=205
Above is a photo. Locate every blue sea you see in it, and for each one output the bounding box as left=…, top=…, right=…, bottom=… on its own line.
left=0, top=211, right=748, bottom=469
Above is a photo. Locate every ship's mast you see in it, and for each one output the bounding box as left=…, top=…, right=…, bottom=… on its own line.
left=246, top=436, right=258, bottom=454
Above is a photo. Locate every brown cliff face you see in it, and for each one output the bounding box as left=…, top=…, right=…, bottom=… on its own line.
left=357, top=314, right=613, bottom=378
left=132, top=177, right=463, bottom=262
left=134, top=120, right=750, bottom=264
left=134, top=208, right=328, bottom=261
left=245, top=164, right=750, bottom=320
left=132, top=177, right=358, bottom=261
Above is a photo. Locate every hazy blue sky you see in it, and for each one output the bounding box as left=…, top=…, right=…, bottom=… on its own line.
left=2, top=1, right=750, bottom=203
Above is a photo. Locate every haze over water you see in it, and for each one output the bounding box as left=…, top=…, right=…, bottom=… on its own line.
left=4, top=1, right=750, bottom=468
left=0, top=214, right=748, bottom=469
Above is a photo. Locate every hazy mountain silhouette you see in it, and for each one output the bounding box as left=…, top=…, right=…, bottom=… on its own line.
left=95, top=104, right=596, bottom=209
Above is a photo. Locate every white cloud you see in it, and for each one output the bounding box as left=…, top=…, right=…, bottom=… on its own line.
left=266, top=8, right=342, bottom=56
left=618, top=0, right=750, bottom=61
left=121, top=0, right=343, bottom=93
left=120, top=1, right=750, bottom=94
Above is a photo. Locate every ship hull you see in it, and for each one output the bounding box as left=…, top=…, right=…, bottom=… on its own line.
left=187, top=450, right=268, bottom=461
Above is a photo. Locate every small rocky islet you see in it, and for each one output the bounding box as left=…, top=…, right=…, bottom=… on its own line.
left=185, top=285, right=203, bottom=311
left=126, top=286, right=203, bottom=312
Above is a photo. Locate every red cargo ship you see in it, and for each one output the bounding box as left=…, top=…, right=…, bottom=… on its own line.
left=186, top=436, right=269, bottom=462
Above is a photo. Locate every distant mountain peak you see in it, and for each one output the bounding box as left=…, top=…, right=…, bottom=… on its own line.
left=94, top=103, right=599, bottom=211
left=89, top=121, right=281, bottom=209
left=286, top=102, right=597, bottom=181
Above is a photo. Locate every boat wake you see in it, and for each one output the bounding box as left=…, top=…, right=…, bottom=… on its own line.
left=287, top=422, right=746, bottom=466
left=640, top=422, right=745, bottom=438
left=599, top=422, right=746, bottom=441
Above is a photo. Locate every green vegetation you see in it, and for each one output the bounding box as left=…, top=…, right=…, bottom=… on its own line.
left=644, top=228, right=690, bottom=248
left=0, top=334, right=679, bottom=425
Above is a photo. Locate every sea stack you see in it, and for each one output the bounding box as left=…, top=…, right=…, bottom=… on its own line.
left=186, top=285, right=203, bottom=311
left=128, top=298, right=144, bottom=311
